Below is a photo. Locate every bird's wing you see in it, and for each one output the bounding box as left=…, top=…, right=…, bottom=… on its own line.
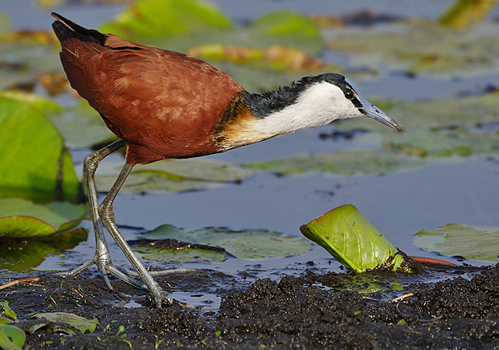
left=59, top=40, right=244, bottom=163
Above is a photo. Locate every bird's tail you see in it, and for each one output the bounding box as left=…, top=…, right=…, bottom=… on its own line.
left=51, top=12, right=107, bottom=45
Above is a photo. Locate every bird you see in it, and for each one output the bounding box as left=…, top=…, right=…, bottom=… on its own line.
left=51, top=12, right=401, bottom=308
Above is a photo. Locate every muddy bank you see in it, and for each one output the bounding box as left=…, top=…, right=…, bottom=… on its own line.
left=3, top=264, right=499, bottom=349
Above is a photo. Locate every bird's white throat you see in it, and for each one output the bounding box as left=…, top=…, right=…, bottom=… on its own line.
left=249, top=81, right=362, bottom=139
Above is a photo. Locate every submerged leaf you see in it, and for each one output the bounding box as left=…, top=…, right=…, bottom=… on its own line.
left=135, top=225, right=312, bottom=262
left=383, top=128, right=499, bottom=157
left=243, top=150, right=426, bottom=176
left=339, top=94, right=499, bottom=132
left=94, top=158, right=252, bottom=193
left=300, top=205, right=413, bottom=272
left=0, top=227, right=87, bottom=272
left=187, top=44, right=331, bottom=72
left=33, top=312, right=98, bottom=334
left=414, top=223, right=499, bottom=262
left=327, top=20, right=499, bottom=74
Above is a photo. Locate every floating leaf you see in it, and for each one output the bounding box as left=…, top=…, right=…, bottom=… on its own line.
left=300, top=205, right=414, bottom=272
left=32, top=312, right=98, bottom=334
left=0, top=325, right=25, bottom=350
left=99, top=0, right=232, bottom=41
left=242, top=150, right=426, bottom=176
left=383, top=128, right=499, bottom=157
left=94, top=158, right=252, bottom=193
left=0, top=227, right=87, bottom=272
left=187, top=44, right=332, bottom=72
left=0, top=12, right=10, bottom=38
left=0, top=198, right=86, bottom=237
left=414, top=223, right=499, bottom=262
left=135, top=225, right=312, bottom=262
left=0, top=97, right=80, bottom=203
left=439, top=0, right=497, bottom=29
left=327, top=20, right=499, bottom=74
left=339, top=94, right=499, bottom=132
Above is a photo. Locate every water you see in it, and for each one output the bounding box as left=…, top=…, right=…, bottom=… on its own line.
left=1, top=0, right=498, bottom=309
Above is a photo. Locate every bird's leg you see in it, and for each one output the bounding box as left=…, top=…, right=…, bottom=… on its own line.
left=98, top=163, right=173, bottom=307
left=56, top=140, right=126, bottom=286
left=58, top=139, right=193, bottom=307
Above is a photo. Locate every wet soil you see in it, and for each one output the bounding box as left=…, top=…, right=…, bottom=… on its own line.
left=3, top=264, right=499, bottom=349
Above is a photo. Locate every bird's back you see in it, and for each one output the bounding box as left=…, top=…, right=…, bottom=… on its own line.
left=52, top=14, right=246, bottom=165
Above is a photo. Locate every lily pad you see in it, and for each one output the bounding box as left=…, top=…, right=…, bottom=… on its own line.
left=300, top=205, right=413, bottom=272
left=0, top=97, right=80, bottom=203
left=0, top=198, right=86, bottom=237
left=32, top=312, right=98, bottom=334
left=0, top=324, right=25, bottom=350
left=135, top=224, right=312, bottom=262
left=0, top=227, right=87, bottom=272
left=242, top=150, right=426, bottom=176
left=414, top=223, right=499, bottom=262
left=99, top=0, right=232, bottom=42
left=339, top=94, right=499, bottom=132
left=99, top=0, right=323, bottom=57
left=383, top=128, right=499, bottom=157
left=326, top=20, right=499, bottom=75
left=94, top=158, right=253, bottom=194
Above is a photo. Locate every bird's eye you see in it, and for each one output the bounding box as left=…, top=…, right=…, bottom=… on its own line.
left=344, top=90, right=354, bottom=100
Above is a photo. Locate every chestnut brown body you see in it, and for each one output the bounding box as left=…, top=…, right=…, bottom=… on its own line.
left=56, top=26, right=245, bottom=165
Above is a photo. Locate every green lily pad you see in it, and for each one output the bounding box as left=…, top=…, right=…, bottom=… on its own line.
left=414, top=223, right=499, bottom=262
left=0, top=198, right=86, bottom=237
left=340, top=94, right=499, bottom=133
left=48, top=101, right=114, bottom=149
left=32, top=312, right=98, bottom=334
left=99, top=0, right=232, bottom=42
left=0, top=324, right=25, bottom=350
left=0, top=12, right=9, bottom=38
left=94, top=158, right=253, bottom=194
left=135, top=224, right=312, bottom=262
left=0, top=97, right=80, bottom=203
left=242, top=150, right=426, bottom=176
left=300, top=205, right=413, bottom=272
left=327, top=19, right=499, bottom=75
left=99, top=0, right=322, bottom=57
left=383, top=128, right=499, bottom=157
left=0, top=227, right=87, bottom=272
left=0, top=42, right=62, bottom=90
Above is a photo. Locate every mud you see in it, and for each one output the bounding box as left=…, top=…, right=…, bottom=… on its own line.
left=3, top=264, right=499, bottom=349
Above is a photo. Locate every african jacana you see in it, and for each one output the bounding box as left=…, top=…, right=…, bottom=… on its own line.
left=51, top=12, right=401, bottom=307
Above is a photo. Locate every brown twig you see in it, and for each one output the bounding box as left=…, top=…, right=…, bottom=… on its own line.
left=0, top=277, right=40, bottom=291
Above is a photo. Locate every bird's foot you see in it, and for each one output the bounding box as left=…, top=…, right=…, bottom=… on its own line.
left=55, top=257, right=194, bottom=308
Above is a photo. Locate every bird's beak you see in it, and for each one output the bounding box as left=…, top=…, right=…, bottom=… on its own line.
left=362, top=101, right=401, bottom=131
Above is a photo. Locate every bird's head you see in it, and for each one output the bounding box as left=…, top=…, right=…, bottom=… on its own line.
left=242, top=73, right=401, bottom=138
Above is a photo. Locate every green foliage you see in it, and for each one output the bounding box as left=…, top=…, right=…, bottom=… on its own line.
left=243, top=150, right=426, bottom=176
left=95, top=158, right=253, bottom=193
left=134, top=225, right=312, bottom=262
left=32, top=312, right=99, bottom=334
left=300, top=205, right=411, bottom=272
left=0, top=227, right=87, bottom=271
left=414, top=223, right=499, bottom=262
left=99, top=0, right=232, bottom=40
left=0, top=97, right=79, bottom=203
left=0, top=325, right=26, bottom=350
